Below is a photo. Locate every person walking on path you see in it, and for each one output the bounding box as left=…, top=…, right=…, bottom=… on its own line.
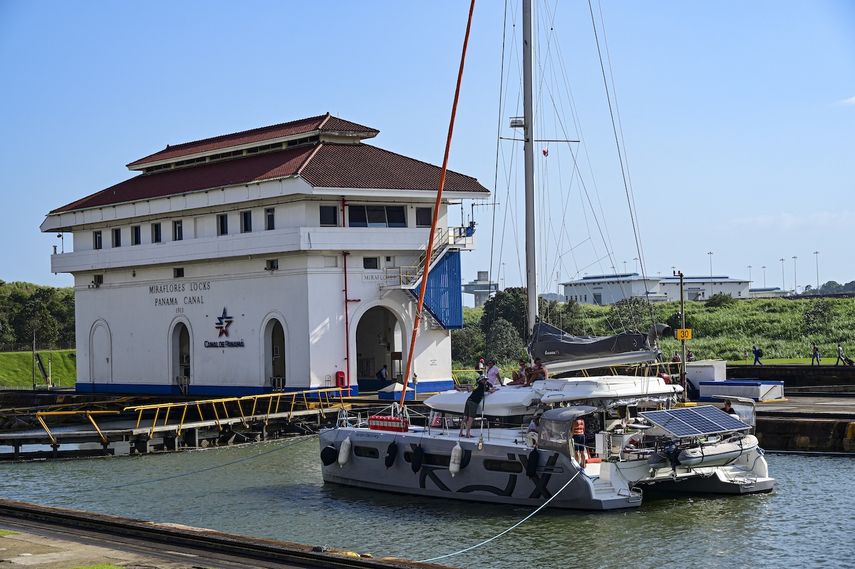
left=810, top=343, right=821, bottom=366
left=752, top=345, right=763, bottom=366
left=835, top=344, right=847, bottom=366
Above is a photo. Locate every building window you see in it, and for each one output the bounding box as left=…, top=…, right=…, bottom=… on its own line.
left=112, top=228, right=121, bottom=247
left=217, top=214, right=228, bottom=236
left=92, top=231, right=102, bottom=250
left=319, top=205, right=338, bottom=227
left=173, top=267, right=184, bottom=278
left=173, top=220, right=183, bottom=241
left=131, top=225, right=141, bottom=245
left=240, top=210, right=252, bottom=233
left=93, top=274, right=104, bottom=287
left=348, top=205, right=407, bottom=228
left=265, top=259, right=279, bottom=271
left=363, top=257, right=380, bottom=270
left=416, top=207, right=433, bottom=227
left=265, top=208, right=275, bottom=231
left=151, top=223, right=162, bottom=243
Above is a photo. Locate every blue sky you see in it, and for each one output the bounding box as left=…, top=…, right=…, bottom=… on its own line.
left=1, top=1, right=853, bottom=295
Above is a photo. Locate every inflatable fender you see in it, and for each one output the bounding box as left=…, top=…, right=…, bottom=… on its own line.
left=411, top=444, right=424, bottom=473
left=337, top=436, right=352, bottom=467
left=526, top=448, right=540, bottom=478
left=320, top=445, right=337, bottom=466
left=384, top=441, right=399, bottom=469
left=449, top=443, right=463, bottom=477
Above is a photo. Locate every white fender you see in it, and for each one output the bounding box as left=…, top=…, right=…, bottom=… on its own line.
left=338, top=436, right=352, bottom=467
left=449, top=442, right=463, bottom=477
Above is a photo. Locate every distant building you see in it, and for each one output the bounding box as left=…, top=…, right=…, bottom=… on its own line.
left=561, top=273, right=750, bottom=305
left=40, top=114, right=488, bottom=396
left=749, top=287, right=791, bottom=298
left=462, top=271, right=498, bottom=307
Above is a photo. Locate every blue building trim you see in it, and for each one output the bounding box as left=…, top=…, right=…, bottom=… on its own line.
left=75, top=382, right=359, bottom=397
left=409, top=250, right=463, bottom=329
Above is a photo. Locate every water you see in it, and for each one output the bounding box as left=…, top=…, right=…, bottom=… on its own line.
left=1, top=437, right=853, bottom=568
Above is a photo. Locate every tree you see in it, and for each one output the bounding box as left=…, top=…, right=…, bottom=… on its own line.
left=606, top=297, right=649, bottom=332
left=451, top=326, right=485, bottom=365
left=481, top=288, right=528, bottom=340
left=484, top=317, right=526, bottom=363
left=706, top=292, right=737, bottom=309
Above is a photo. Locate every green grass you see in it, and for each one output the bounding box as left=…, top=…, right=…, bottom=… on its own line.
left=0, top=529, right=17, bottom=536
left=0, top=349, right=76, bottom=388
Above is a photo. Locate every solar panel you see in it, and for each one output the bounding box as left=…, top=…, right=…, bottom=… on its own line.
left=639, top=406, right=750, bottom=437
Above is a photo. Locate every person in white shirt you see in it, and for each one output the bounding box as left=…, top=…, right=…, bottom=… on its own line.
left=485, top=360, right=501, bottom=387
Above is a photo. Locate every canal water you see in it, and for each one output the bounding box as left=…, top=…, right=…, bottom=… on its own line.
left=1, top=436, right=852, bottom=568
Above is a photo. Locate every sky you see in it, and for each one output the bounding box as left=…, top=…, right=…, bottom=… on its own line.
left=1, top=1, right=853, bottom=296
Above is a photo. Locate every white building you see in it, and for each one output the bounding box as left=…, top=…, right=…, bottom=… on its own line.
left=41, top=114, right=488, bottom=396
left=561, top=273, right=750, bottom=305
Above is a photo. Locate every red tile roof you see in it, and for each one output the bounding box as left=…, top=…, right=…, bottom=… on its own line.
left=51, top=143, right=487, bottom=214
left=126, top=113, right=378, bottom=169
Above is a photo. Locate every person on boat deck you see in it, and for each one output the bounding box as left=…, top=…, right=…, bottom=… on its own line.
left=811, top=343, right=821, bottom=366
left=527, top=414, right=542, bottom=447
left=510, top=360, right=528, bottom=385
left=686, top=350, right=696, bottom=362
left=375, top=365, right=388, bottom=384
left=722, top=400, right=738, bottom=416
left=752, top=345, right=763, bottom=366
left=460, top=376, right=492, bottom=438
left=572, top=416, right=588, bottom=467
left=485, top=359, right=501, bottom=387
left=476, top=357, right=485, bottom=373
left=670, top=351, right=681, bottom=363
left=525, top=358, right=548, bottom=385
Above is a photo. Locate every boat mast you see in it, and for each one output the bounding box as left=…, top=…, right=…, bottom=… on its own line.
left=522, top=0, right=537, bottom=337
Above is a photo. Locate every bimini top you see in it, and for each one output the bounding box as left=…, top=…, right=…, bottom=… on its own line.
left=639, top=406, right=750, bottom=437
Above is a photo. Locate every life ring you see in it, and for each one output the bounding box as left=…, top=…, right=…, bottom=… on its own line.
left=320, top=445, right=337, bottom=466
left=384, top=441, right=399, bottom=469
left=411, top=445, right=424, bottom=473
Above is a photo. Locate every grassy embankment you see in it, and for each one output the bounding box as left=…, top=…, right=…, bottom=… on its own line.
left=0, top=349, right=76, bottom=388
left=453, top=297, right=855, bottom=380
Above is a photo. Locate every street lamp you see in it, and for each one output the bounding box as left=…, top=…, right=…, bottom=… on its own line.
left=792, top=256, right=798, bottom=295
left=747, top=265, right=752, bottom=285
left=813, top=251, right=820, bottom=293
left=707, top=251, right=714, bottom=277
left=633, top=257, right=639, bottom=273
left=779, top=258, right=786, bottom=292
left=761, top=265, right=767, bottom=288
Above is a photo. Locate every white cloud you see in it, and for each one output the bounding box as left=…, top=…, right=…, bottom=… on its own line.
left=730, top=210, right=855, bottom=231
left=839, top=96, right=855, bottom=106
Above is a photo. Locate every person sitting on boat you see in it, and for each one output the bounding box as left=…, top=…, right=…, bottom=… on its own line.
left=670, top=351, right=681, bottom=363
left=485, top=359, right=501, bottom=387
left=459, top=376, right=492, bottom=438
left=525, top=358, right=548, bottom=385
left=509, top=359, right=528, bottom=385
left=722, top=400, right=739, bottom=417
left=572, top=416, right=588, bottom=467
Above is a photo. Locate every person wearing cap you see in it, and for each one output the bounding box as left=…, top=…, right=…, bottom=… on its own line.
left=485, top=359, right=501, bottom=387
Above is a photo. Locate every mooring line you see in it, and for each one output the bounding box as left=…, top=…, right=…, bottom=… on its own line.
left=418, top=470, right=581, bottom=563
left=85, top=434, right=317, bottom=492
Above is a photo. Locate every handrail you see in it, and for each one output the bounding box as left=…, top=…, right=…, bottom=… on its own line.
left=35, top=410, right=119, bottom=446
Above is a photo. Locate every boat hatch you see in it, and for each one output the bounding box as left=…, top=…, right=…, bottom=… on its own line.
left=639, top=406, right=750, bottom=438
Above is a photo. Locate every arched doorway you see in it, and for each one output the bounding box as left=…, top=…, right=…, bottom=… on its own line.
left=89, top=321, right=112, bottom=384
left=355, top=306, right=404, bottom=392
left=171, top=322, right=191, bottom=395
left=264, top=319, right=286, bottom=390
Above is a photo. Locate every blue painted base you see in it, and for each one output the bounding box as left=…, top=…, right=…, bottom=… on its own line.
left=75, top=382, right=359, bottom=397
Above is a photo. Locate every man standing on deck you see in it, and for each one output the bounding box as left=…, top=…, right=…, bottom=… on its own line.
left=460, top=376, right=492, bottom=438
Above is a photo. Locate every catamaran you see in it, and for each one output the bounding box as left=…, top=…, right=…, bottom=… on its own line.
left=319, top=0, right=774, bottom=510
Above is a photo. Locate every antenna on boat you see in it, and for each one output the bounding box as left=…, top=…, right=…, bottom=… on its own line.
left=399, top=0, right=477, bottom=408
left=522, top=0, right=537, bottom=338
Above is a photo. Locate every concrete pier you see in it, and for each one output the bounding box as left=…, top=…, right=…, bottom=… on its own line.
left=0, top=499, right=452, bottom=569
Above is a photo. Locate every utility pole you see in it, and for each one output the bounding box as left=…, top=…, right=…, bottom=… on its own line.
left=792, top=256, right=798, bottom=295
left=762, top=265, right=767, bottom=288
left=522, top=0, right=537, bottom=338
left=779, top=258, right=786, bottom=292
left=707, top=251, right=713, bottom=277
left=813, top=251, right=819, bottom=293
left=748, top=265, right=752, bottom=286
left=674, top=269, right=687, bottom=403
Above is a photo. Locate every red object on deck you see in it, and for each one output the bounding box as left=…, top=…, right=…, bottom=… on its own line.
left=659, top=372, right=671, bottom=384
left=335, top=370, right=346, bottom=388
left=368, top=416, right=410, bottom=432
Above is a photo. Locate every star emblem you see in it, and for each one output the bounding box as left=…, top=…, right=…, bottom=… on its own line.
left=214, top=307, right=233, bottom=337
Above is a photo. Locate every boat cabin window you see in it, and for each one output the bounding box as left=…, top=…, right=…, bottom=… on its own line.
left=538, top=418, right=571, bottom=451
left=484, top=459, right=523, bottom=473
left=353, top=446, right=379, bottom=459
